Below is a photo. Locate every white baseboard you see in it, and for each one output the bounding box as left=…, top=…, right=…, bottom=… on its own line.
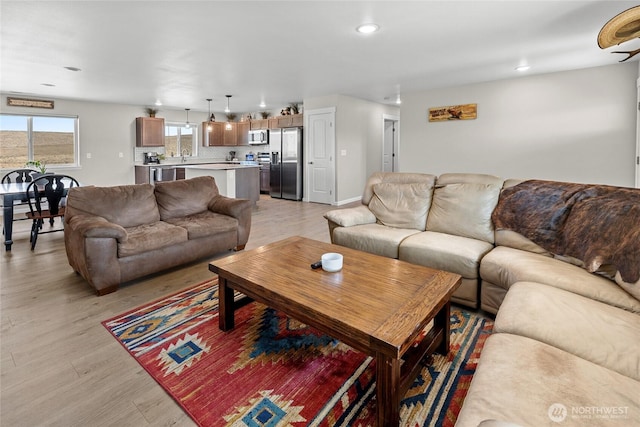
left=334, top=196, right=362, bottom=206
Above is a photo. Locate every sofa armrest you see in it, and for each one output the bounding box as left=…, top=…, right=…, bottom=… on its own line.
left=66, top=214, right=128, bottom=242
left=208, top=195, right=253, bottom=248
left=324, top=205, right=377, bottom=227
left=208, top=195, right=251, bottom=218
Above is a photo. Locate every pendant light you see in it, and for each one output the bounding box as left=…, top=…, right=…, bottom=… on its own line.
left=225, top=95, right=232, bottom=130
left=206, top=98, right=213, bottom=131
left=185, top=108, right=191, bottom=129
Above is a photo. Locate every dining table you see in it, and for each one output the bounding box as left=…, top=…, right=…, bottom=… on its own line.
left=1, top=182, right=32, bottom=251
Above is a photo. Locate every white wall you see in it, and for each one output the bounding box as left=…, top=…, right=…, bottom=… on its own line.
left=304, top=94, right=399, bottom=203
left=4, top=62, right=635, bottom=190
left=400, top=62, right=638, bottom=187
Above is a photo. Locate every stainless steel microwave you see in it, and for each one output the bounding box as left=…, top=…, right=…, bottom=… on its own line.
left=248, top=130, right=268, bottom=145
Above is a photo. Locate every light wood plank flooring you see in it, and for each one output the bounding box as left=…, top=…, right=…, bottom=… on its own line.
left=1, top=195, right=357, bottom=426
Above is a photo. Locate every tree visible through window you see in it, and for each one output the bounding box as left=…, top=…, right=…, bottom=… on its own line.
left=0, top=114, right=78, bottom=169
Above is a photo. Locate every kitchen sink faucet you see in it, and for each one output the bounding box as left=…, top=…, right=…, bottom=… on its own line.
left=181, top=149, right=190, bottom=163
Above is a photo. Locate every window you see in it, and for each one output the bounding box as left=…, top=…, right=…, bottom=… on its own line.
left=165, top=123, right=196, bottom=157
left=0, top=114, right=79, bottom=169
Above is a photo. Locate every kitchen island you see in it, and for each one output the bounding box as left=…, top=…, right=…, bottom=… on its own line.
left=182, top=164, right=260, bottom=204
left=134, top=162, right=260, bottom=204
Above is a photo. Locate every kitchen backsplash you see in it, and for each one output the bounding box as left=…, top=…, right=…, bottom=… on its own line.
left=134, top=145, right=268, bottom=163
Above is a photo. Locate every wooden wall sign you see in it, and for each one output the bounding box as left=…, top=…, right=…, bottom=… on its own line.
left=429, top=103, right=476, bottom=122
left=7, top=97, right=54, bottom=109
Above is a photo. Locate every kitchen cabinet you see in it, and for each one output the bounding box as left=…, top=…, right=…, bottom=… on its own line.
left=236, top=121, right=249, bottom=146
left=290, top=114, right=303, bottom=127
left=250, top=119, right=269, bottom=130
left=136, top=117, right=165, bottom=147
left=223, top=123, right=237, bottom=146
left=135, top=166, right=151, bottom=184
left=202, top=121, right=249, bottom=146
left=202, top=122, right=224, bottom=146
left=268, top=114, right=303, bottom=129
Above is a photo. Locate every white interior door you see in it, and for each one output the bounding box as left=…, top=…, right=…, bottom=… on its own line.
left=382, top=115, right=399, bottom=172
left=305, top=108, right=335, bottom=204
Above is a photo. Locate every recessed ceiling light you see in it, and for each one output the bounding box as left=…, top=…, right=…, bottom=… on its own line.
left=64, top=66, right=82, bottom=72
left=356, top=23, right=379, bottom=34
left=155, top=100, right=162, bottom=106
left=515, top=65, right=531, bottom=72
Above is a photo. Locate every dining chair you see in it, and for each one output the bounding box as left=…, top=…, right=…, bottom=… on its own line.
left=1, top=168, right=35, bottom=184
left=25, top=174, right=80, bottom=250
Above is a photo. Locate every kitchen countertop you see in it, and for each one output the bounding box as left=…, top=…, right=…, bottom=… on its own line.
left=181, top=163, right=259, bottom=170
left=135, top=160, right=259, bottom=168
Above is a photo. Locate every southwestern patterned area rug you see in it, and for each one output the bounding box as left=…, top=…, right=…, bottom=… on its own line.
left=102, top=279, right=493, bottom=427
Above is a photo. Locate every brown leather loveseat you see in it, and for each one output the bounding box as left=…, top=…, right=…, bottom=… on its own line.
left=64, top=176, right=252, bottom=295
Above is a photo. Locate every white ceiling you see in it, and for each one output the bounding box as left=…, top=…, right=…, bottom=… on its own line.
left=1, top=1, right=639, bottom=114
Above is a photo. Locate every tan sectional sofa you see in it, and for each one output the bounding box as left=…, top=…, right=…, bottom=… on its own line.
left=64, top=176, right=252, bottom=295
left=325, top=172, right=504, bottom=308
left=325, top=172, right=640, bottom=426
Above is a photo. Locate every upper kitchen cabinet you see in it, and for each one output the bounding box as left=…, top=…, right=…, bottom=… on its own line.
left=202, top=121, right=248, bottom=146
left=202, top=121, right=223, bottom=146
left=268, top=114, right=303, bottom=129
left=250, top=119, right=269, bottom=130
left=236, top=121, right=249, bottom=146
left=136, top=117, right=165, bottom=147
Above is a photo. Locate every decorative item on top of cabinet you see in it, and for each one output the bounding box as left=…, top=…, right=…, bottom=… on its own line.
left=136, top=117, right=164, bottom=147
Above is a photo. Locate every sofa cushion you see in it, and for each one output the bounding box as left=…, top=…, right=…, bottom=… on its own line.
left=66, top=184, right=160, bottom=228
left=332, top=223, right=420, bottom=259
left=494, top=229, right=552, bottom=256
left=154, top=176, right=219, bottom=220
left=426, top=174, right=503, bottom=243
left=399, top=231, right=493, bottom=278
left=324, top=205, right=377, bottom=228
left=480, top=246, right=640, bottom=313
left=368, top=182, right=432, bottom=231
left=495, top=282, right=640, bottom=381
left=118, top=221, right=188, bottom=257
left=361, top=172, right=436, bottom=205
left=455, top=333, right=640, bottom=427
left=164, top=211, right=238, bottom=240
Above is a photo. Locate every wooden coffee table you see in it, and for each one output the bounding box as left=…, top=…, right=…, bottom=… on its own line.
left=209, top=236, right=461, bottom=426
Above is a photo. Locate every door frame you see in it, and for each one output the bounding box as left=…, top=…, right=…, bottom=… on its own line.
left=382, top=114, right=400, bottom=172
left=304, top=107, right=336, bottom=204
left=636, top=77, right=639, bottom=188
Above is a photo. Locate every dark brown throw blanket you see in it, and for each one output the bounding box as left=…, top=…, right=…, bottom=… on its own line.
left=492, top=180, right=640, bottom=283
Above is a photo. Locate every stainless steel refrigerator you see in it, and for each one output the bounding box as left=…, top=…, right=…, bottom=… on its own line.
left=269, top=127, right=303, bottom=200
